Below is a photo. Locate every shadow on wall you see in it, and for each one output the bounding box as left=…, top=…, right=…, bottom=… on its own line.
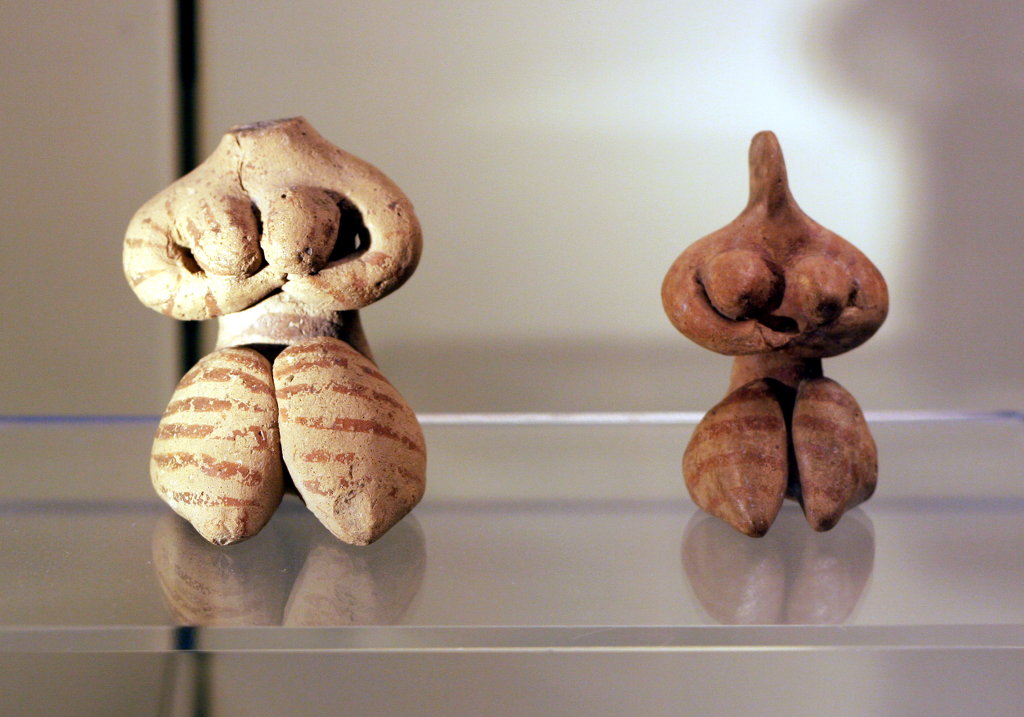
left=383, top=0, right=1024, bottom=415
left=818, top=0, right=1024, bottom=408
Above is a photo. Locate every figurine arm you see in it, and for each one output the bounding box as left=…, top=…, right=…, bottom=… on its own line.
left=231, top=118, right=422, bottom=311
left=279, top=188, right=422, bottom=310
left=123, top=194, right=285, bottom=320
left=662, top=245, right=782, bottom=356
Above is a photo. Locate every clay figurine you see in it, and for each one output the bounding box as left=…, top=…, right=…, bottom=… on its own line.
left=662, top=131, right=888, bottom=536
left=124, top=117, right=425, bottom=546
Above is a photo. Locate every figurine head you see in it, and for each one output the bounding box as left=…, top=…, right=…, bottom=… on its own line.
left=124, top=117, right=422, bottom=320
left=662, top=132, right=887, bottom=358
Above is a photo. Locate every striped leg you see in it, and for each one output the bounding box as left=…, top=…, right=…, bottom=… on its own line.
left=151, top=347, right=284, bottom=545
left=683, top=379, right=789, bottom=537
left=792, top=377, right=877, bottom=531
left=274, top=337, right=426, bottom=545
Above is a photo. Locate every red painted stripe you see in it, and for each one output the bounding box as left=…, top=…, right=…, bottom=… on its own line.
left=155, top=423, right=215, bottom=440
left=177, top=367, right=273, bottom=396
left=216, top=351, right=269, bottom=373
left=689, top=447, right=785, bottom=475
left=162, top=396, right=236, bottom=416
left=274, top=356, right=350, bottom=377
left=301, top=449, right=357, bottom=464
left=276, top=381, right=401, bottom=410
left=152, top=452, right=267, bottom=487
left=282, top=415, right=424, bottom=454
left=168, top=490, right=260, bottom=508
left=358, top=364, right=388, bottom=382
left=690, top=414, right=784, bottom=443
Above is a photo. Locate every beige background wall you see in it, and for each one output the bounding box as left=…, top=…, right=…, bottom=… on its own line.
left=1, top=0, right=178, bottom=414
left=3, top=0, right=1022, bottom=414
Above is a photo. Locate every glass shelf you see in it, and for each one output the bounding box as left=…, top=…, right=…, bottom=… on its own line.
left=1, top=412, right=1022, bottom=715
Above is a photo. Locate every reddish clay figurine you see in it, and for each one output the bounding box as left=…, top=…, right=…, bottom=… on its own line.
left=662, top=132, right=888, bottom=536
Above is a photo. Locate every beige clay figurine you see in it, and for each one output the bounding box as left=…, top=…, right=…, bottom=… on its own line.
left=124, top=117, right=425, bottom=546
left=662, top=131, right=888, bottom=537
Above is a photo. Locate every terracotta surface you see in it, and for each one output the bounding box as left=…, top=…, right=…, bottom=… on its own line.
left=663, top=132, right=887, bottom=536
left=274, top=337, right=426, bottom=546
left=128, top=117, right=425, bottom=545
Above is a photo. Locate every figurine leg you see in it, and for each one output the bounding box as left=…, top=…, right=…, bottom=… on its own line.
left=150, top=347, right=284, bottom=545
left=274, top=337, right=426, bottom=545
left=791, top=377, right=877, bottom=531
left=683, top=379, right=789, bottom=537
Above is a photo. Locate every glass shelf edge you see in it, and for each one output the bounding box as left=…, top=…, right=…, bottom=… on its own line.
left=2, top=624, right=1022, bottom=654
left=1, top=410, right=1020, bottom=427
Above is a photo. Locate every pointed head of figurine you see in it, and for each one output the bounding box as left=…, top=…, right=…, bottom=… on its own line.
left=662, top=132, right=888, bottom=358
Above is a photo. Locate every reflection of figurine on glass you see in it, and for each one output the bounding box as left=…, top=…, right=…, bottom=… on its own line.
left=662, top=132, right=888, bottom=536
left=124, top=117, right=426, bottom=547
left=681, top=507, right=875, bottom=624
left=152, top=507, right=426, bottom=626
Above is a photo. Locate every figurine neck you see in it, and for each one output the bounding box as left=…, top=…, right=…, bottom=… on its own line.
left=214, top=293, right=373, bottom=359
left=729, top=353, right=822, bottom=392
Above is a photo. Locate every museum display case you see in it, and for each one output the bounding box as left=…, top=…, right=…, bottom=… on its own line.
left=1, top=411, right=1021, bottom=714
